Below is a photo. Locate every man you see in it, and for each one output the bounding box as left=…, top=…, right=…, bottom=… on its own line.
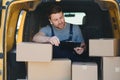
left=32, top=4, right=86, bottom=61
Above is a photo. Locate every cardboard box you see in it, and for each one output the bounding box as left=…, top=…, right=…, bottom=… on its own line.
left=102, top=57, right=120, bottom=80
left=28, top=59, right=71, bottom=80
left=89, top=39, right=120, bottom=56
left=17, top=79, right=27, bottom=80
left=72, top=62, right=98, bottom=80
left=17, top=42, right=52, bottom=62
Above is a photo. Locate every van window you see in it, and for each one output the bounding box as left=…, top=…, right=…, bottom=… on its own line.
left=64, top=12, right=86, bottom=25
left=16, top=10, right=26, bottom=42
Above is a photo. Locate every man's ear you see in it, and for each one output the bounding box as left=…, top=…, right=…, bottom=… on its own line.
left=49, top=19, right=52, bottom=24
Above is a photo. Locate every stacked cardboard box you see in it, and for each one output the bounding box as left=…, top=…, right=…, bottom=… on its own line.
left=72, top=62, right=97, bottom=80
left=89, top=39, right=120, bottom=80
left=17, top=42, right=52, bottom=62
left=28, top=59, right=71, bottom=80
left=18, top=40, right=120, bottom=80
left=17, top=79, right=27, bottom=80
left=89, top=39, right=120, bottom=56
left=17, top=42, right=71, bottom=80
left=102, top=57, right=120, bottom=80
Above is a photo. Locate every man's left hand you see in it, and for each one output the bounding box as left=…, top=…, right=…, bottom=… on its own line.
left=74, top=47, right=84, bottom=55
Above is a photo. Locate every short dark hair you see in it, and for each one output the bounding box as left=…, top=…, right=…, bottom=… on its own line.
left=48, top=4, right=62, bottom=19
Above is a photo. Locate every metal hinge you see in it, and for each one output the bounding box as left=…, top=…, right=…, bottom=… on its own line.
left=0, top=6, right=6, bottom=11
left=0, top=54, right=3, bottom=58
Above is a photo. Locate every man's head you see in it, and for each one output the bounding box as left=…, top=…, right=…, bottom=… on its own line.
left=48, top=4, right=66, bottom=29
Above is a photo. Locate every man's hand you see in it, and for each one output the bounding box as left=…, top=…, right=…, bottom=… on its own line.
left=74, top=47, right=84, bottom=55
left=49, top=36, right=60, bottom=46
left=74, top=42, right=86, bottom=55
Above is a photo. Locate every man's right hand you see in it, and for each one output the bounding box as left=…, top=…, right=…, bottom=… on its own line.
left=49, top=36, right=60, bottom=46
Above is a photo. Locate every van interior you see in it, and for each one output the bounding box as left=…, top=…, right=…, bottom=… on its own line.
left=8, top=1, right=114, bottom=80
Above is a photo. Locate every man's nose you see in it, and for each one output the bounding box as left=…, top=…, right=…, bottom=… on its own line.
left=58, top=19, right=62, bottom=24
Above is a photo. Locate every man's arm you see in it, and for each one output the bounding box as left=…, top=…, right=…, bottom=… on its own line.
left=32, top=32, right=50, bottom=43
left=32, top=32, right=60, bottom=46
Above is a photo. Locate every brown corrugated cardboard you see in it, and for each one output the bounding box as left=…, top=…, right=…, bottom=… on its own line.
left=103, top=57, right=120, bottom=80
left=16, top=42, right=52, bottom=62
left=28, top=59, right=71, bottom=80
left=89, top=39, right=120, bottom=56
left=72, top=62, right=98, bottom=80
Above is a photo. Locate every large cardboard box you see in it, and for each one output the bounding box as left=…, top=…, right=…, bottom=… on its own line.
left=72, top=62, right=98, bottom=80
left=102, top=57, right=120, bottom=80
left=17, top=79, right=27, bottom=80
left=28, top=59, right=71, bottom=80
left=89, top=39, right=120, bottom=56
left=17, top=42, right=52, bottom=62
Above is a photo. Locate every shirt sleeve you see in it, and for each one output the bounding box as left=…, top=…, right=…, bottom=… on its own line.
left=39, top=25, right=52, bottom=37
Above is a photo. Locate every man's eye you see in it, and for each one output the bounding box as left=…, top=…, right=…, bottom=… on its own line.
left=54, top=19, right=57, bottom=21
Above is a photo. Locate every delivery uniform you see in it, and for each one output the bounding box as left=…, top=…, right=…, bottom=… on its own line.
left=40, top=23, right=84, bottom=61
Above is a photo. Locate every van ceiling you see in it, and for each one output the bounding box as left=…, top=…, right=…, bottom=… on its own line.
left=37, top=1, right=102, bottom=12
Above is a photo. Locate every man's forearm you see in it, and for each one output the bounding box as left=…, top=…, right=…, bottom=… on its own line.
left=32, top=35, right=50, bottom=43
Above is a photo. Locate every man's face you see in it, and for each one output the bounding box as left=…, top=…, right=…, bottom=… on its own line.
left=49, top=11, right=65, bottom=29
